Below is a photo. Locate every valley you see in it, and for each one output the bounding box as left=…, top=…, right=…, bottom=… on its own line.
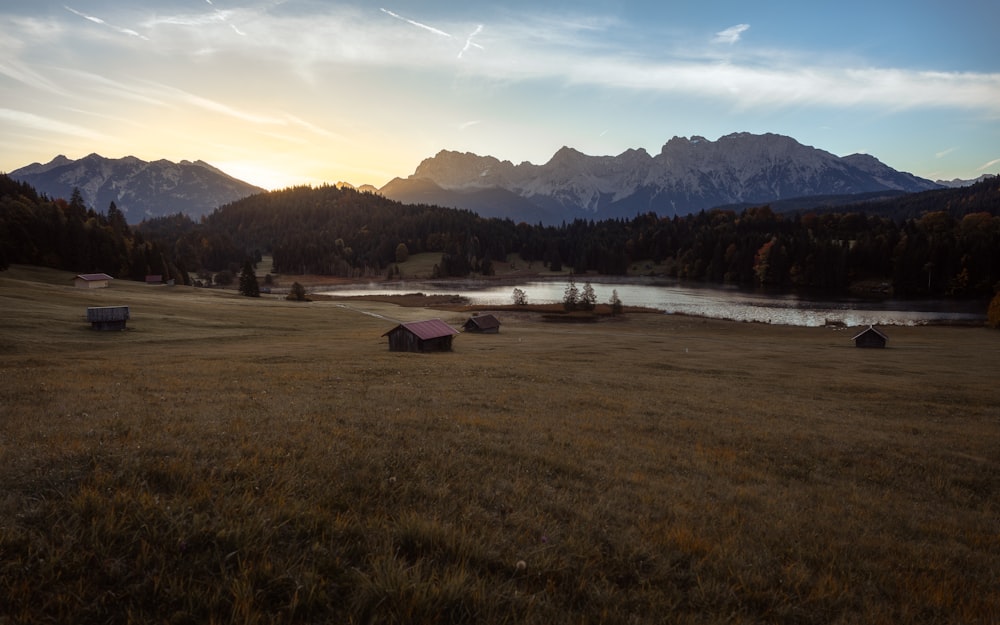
left=2, top=265, right=998, bottom=623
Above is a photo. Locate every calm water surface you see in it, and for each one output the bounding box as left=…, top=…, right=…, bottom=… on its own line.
left=319, top=278, right=985, bottom=327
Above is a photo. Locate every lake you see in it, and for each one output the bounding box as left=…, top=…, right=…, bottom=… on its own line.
left=319, top=278, right=987, bottom=327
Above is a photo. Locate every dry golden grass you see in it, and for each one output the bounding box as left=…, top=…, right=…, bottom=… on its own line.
left=1, top=265, right=998, bottom=624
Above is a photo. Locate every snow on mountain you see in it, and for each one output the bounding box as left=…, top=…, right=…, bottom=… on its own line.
left=10, top=154, right=265, bottom=223
left=380, top=132, right=942, bottom=223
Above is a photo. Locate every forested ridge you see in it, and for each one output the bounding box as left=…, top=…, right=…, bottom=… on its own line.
left=2, top=173, right=999, bottom=299
left=0, top=174, right=186, bottom=282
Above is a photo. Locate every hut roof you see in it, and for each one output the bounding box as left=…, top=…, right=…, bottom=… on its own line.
left=465, top=314, right=501, bottom=330
left=852, top=325, right=888, bottom=341
left=382, top=318, right=458, bottom=340
left=74, top=273, right=114, bottom=282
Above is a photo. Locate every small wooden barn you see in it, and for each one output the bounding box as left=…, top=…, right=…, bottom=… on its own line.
left=852, top=325, right=888, bottom=348
left=383, top=319, right=458, bottom=353
left=87, top=306, right=130, bottom=331
left=463, top=314, right=501, bottom=334
left=72, top=273, right=114, bottom=289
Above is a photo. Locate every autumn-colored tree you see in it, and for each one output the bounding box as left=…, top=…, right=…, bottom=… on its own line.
left=988, top=291, right=1000, bottom=329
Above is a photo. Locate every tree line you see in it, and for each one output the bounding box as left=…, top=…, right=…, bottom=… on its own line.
left=3, top=173, right=999, bottom=299
left=0, top=175, right=186, bottom=282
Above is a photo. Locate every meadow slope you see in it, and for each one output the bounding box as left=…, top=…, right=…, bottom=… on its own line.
left=1, top=266, right=998, bottom=624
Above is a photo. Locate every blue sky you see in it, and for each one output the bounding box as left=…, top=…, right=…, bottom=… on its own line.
left=2, top=0, right=998, bottom=190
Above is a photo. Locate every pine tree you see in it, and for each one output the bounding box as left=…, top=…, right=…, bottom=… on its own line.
left=580, top=282, right=597, bottom=311
left=609, top=289, right=623, bottom=316
left=238, top=260, right=260, bottom=297
left=563, top=279, right=579, bottom=311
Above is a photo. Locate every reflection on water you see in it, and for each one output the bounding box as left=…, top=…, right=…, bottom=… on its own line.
left=319, top=278, right=986, bottom=327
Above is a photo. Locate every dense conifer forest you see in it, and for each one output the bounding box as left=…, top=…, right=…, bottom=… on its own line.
left=2, top=173, right=999, bottom=298
left=0, top=174, right=186, bottom=283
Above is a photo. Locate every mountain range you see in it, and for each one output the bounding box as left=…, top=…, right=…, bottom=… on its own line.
left=379, top=133, right=943, bottom=223
left=8, top=154, right=264, bottom=223
left=7, top=133, right=964, bottom=225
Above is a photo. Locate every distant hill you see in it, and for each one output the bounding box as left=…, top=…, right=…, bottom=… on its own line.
left=935, top=173, right=996, bottom=188
left=9, top=154, right=264, bottom=223
left=379, top=132, right=942, bottom=224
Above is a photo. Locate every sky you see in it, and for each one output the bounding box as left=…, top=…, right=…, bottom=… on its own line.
left=2, top=0, right=999, bottom=191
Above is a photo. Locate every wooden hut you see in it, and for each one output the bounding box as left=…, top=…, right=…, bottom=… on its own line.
left=87, top=306, right=130, bottom=331
left=463, top=314, right=501, bottom=334
left=852, top=325, right=888, bottom=348
left=72, top=273, right=113, bottom=289
left=383, top=319, right=458, bottom=352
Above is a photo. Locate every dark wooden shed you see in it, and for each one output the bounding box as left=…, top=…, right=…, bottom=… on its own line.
left=852, top=325, right=888, bottom=348
left=463, top=314, right=501, bottom=334
left=383, top=319, right=458, bottom=352
left=87, top=306, right=130, bottom=331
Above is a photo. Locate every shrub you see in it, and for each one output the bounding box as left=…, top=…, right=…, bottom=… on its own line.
left=287, top=281, right=309, bottom=302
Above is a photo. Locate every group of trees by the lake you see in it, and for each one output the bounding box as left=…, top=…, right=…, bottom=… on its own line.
left=2, top=172, right=999, bottom=300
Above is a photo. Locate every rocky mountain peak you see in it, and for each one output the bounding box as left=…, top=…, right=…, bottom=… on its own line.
left=9, top=154, right=264, bottom=222
left=381, top=132, right=942, bottom=224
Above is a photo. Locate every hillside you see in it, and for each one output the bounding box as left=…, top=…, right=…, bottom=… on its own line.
left=144, top=178, right=1000, bottom=297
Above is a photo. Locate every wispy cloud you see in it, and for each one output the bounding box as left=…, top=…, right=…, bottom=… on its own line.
left=380, top=8, right=452, bottom=39
left=0, top=108, right=106, bottom=140
left=459, top=24, right=484, bottom=59
left=143, top=10, right=233, bottom=28
left=977, top=158, right=1000, bottom=171
left=151, top=83, right=290, bottom=125
left=936, top=147, right=957, bottom=158
left=713, top=24, right=749, bottom=45
left=458, top=120, right=481, bottom=131
left=39, top=6, right=1000, bottom=118
left=64, top=6, right=148, bottom=40
left=0, top=60, right=68, bottom=97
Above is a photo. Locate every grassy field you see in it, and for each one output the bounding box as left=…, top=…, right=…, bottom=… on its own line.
left=1, top=265, right=998, bottom=624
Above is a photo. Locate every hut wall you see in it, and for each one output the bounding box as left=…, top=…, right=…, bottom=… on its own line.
left=87, top=306, right=130, bottom=331
left=75, top=278, right=108, bottom=289
left=854, top=332, right=886, bottom=348
left=386, top=328, right=454, bottom=352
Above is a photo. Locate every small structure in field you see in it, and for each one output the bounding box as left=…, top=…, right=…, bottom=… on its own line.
left=852, top=325, right=888, bottom=348
left=87, top=306, right=130, bottom=331
left=463, top=313, right=501, bottom=334
left=383, top=319, right=458, bottom=352
left=72, top=273, right=114, bottom=289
